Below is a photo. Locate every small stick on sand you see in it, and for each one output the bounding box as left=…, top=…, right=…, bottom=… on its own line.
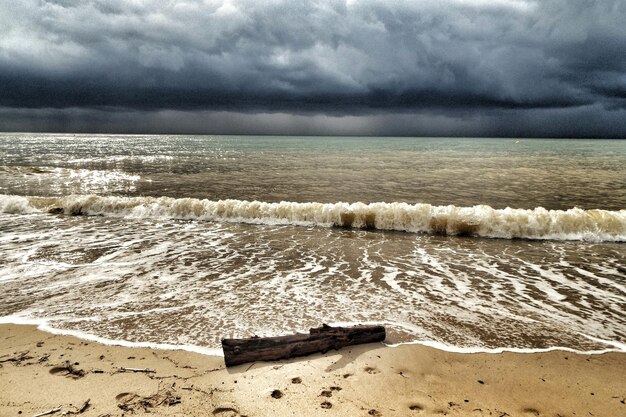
left=0, top=351, right=33, bottom=364
left=32, top=407, right=61, bottom=417
left=74, top=399, right=90, bottom=414
left=119, top=367, right=156, bottom=373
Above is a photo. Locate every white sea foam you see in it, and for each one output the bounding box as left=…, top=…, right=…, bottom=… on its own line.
left=386, top=340, right=622, bottom=355
left=1, top=199, right=624, bottom=354
left=1, top=194, right=624, bottom=242
left=1, top=315, right=621, bottom=357
left=0, top=195, right=39, bottom=215
left=0, top=315, right=223, bottom=356
left=329, top=321, right=625, bottom=354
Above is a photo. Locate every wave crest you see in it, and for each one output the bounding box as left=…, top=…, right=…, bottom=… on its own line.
left=1, top=194, right=625, bottom=241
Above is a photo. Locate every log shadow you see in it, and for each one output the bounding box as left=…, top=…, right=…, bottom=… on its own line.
left=224, top=342, right=383, bottom=375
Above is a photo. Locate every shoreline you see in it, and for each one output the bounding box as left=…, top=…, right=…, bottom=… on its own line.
left=2, top=323, right=625, bottom=417
left=2, top=316, right=623, bottom=356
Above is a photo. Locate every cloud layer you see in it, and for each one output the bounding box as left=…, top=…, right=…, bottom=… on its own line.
left=1, top=0, right=625, bottom=136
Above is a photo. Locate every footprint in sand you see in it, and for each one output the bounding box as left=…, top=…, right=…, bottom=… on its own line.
left=364, top=366, right=380, bottom=374
left=115, top=389, right=181, bottom=411
left=49, top=361, right=85, bottom=379
left=115, top=392, right=139, bottom=403
left=409, top=404, right=424, bottom=412
left=320, top=401, right=332, bottom=409
left=212, top=406, right=240, bottom=416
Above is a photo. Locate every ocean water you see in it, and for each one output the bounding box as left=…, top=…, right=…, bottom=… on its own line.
left=0, top=133, right=624, bottom=354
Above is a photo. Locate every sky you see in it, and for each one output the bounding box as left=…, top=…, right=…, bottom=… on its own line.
left=0, top=0, right=625, bottom=137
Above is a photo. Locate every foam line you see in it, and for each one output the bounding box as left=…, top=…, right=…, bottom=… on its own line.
left=384, top=340, right=623, bottom=355
left=0, top=315, right=223, bottom=356
left=327, top=321, right=626, bottom=355
left=1, top=316, right=622, bottom=357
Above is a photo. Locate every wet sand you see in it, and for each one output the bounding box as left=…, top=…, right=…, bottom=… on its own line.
left=1, top=324, right=624, bottom=417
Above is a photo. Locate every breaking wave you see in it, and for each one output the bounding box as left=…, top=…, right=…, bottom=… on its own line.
left=1, top=194, right=625, bottom=242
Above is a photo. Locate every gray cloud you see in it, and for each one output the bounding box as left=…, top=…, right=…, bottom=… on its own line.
left=0, top=0, right=625, bottom=136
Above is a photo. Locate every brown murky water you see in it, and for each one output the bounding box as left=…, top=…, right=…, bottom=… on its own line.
left=0, top=134, right=624, bottom=352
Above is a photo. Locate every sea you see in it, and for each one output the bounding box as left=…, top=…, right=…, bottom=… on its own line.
left=0, top=133, right=624, bottom=355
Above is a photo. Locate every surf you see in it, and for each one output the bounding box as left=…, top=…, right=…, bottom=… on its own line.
left=1, top=194, right=624, bottom=242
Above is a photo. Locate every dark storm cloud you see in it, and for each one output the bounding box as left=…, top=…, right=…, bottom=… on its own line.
left=0, top=0, right=625, bottom=136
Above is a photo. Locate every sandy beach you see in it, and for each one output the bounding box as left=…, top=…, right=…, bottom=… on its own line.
left=2, top=0, right=626, bottom=415
left=1, top=324, right=624, bottom=417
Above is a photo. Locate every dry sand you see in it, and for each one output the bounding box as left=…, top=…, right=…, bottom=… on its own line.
left=1, top=323, right=624, bottom=417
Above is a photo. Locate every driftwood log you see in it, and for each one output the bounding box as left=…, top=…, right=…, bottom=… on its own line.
left=221, top=324, right=385, bottom=367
